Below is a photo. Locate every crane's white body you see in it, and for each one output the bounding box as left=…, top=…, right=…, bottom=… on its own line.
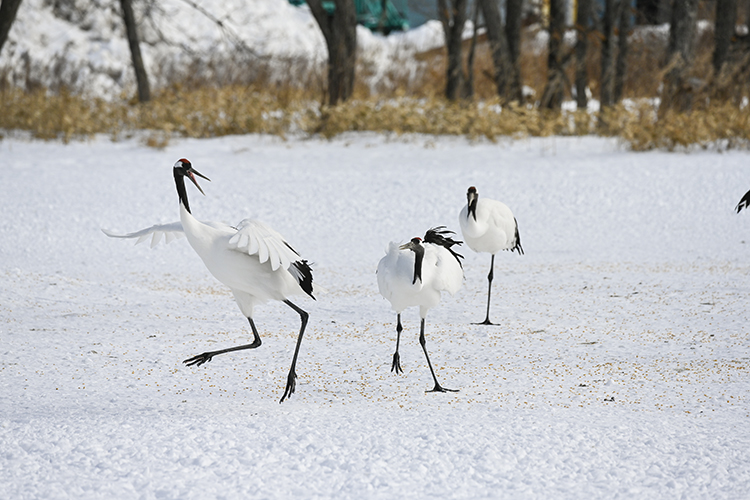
left=377, top=241, right=463, bottom=318
left=459, top=198, right=518, bottom=255
left=104, top=210, right=311, bottom=318
left=179, top=204, right=308, bottom=318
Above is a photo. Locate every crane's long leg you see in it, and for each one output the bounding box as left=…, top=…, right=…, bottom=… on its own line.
left=183, top=317, right=262, bottom=367
left=474, top=254, right=496, bottom=325
left=280, top=299, right=309, bottom=403
left=391, top=314, right=403, bottom=374
left=419, top=318, right=458, bottom=393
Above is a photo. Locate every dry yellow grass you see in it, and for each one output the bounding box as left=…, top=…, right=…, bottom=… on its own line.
left=1, top=27, right=748, bottom=151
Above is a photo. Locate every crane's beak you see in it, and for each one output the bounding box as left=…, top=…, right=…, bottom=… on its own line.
left=187, top=168, right=210, bottom=196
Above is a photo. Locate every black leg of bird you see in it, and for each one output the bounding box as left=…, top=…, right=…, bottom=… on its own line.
left=182, top=317, right=263, bottom=367
left=391, top=314, right=404, bottom=374
left=475, top=254, right=496, bottom=326
left=280, top=300, right=309, bottom=403
left=419, top=318, right=458, bottom=393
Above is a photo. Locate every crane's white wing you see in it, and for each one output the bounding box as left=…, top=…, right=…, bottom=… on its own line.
left=228, top=219, right=301, bottom=271
left=102, top=222, right=185, bottom=248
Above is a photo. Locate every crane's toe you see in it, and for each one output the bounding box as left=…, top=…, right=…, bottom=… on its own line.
left=183, top=352, right=214, bottom=367
left=427, top=384, right=459, bottom=393
left=391, top=352, right=403, bottom=374
left=280, top=370, right=297, bottom=403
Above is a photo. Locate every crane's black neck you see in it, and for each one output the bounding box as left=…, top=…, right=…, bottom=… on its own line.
left=409, top=239, right=424, bottom=284
left=468, top=197, right=477, bottom=221
left=174, top=169, right=192, bottom=214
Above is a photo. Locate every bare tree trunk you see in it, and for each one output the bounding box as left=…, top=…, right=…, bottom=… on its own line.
left=0, top=0, right=23, bottom=56
left=600, top=0, right=617, bottom=108
left=575, top=0, right=591, bottom=109
left=438, top=0, right=468, bottom=101
left=308, top=0, right=358, bottom=105
left=714, top=0, right=738, bottom=76
left=506, top=0, right=523, bottom=102
left=119, top=0, right=150, bottom=103
left=614, top=1, right=630, bottom=102
left=464, top=2, right=480, bottom=99
left=478, top=0, right=509, bottom=99
left=541, top=0, right=566, bottom=110
left=662, top=0, right=698, bottom=113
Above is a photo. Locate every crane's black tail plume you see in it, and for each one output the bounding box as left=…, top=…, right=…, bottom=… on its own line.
left=290, top=260, right=315, bottom=300
left=424, top=226, right=464, bottom=267
left=510, top=217, right=524, bottom=255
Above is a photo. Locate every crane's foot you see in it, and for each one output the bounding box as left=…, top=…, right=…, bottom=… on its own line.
left=427, top=384, right=459, bottom=393
left=183, top=352, right=214, bottom=367
left=391, top=352, right=403, bottom=374
left=280, top=370, right=297, bottom=403
left=472, top=318, right=497, bottom=326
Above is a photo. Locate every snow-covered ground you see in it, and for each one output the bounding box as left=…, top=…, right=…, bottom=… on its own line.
left=1, top=133, right=750, bottom=498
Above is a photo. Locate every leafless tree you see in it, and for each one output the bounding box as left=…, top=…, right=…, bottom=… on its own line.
left=478, top=0, right=509, bottom=99
left=541, top=0, right=565, bottom=110
left=662, top=0, right=698, bottom=113
left=505, top=0, right=523, bottom=103
left=575, top=0, right=591, bottom=110
left=438, top=0, right=468, bottom=101
left=120, top=0, right=150, bottom=102
left=0, top=0, right=22, bottom=56
left=600, top=0, right=618, bottom=108
left=614, top=1, right=630, bottom=102
left=464, top=2, right=480, bottom=99
left=713, top=0, right=738, bottom=77
left=307, top=0, right=357, bottom=105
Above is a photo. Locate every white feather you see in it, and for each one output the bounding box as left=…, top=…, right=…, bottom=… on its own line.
left=101, top=222, right=186, bottom=247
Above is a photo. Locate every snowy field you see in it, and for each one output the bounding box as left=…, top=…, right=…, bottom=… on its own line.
left=1, top=133, right=750, bottom=498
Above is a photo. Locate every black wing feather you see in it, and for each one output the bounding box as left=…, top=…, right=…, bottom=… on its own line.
left=736, top=190, right=750, bottom=213
left=423, top=226, right=464, bottom=268
left=510, top=217, right=524, bottom=255
left=290, top=260, right=315, bottom=300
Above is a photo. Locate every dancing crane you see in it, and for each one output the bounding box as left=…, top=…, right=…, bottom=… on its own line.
left=459, top=186, right=523, bottom=325
left=377, top=226, right=464, bottom=393
left=103, top=159, right=316, bottom=403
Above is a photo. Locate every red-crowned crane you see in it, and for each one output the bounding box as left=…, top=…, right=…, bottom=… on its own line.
left=377, top=227, right=464, bottom=393
left=459, top=186, right=523, bottom=325
left=103, top=159, right=316, bottom=403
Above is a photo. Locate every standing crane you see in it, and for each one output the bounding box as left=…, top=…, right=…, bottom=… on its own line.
left=377, top=226, right=464, bottom=393
left=103, top=159, right=316, bottom=403
left=459, top=186, right=523, bottom=325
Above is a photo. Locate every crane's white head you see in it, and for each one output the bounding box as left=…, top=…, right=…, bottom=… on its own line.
left=173, top=158, right=210, bottom=196
left=466, top=186, right=478, bottom=221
